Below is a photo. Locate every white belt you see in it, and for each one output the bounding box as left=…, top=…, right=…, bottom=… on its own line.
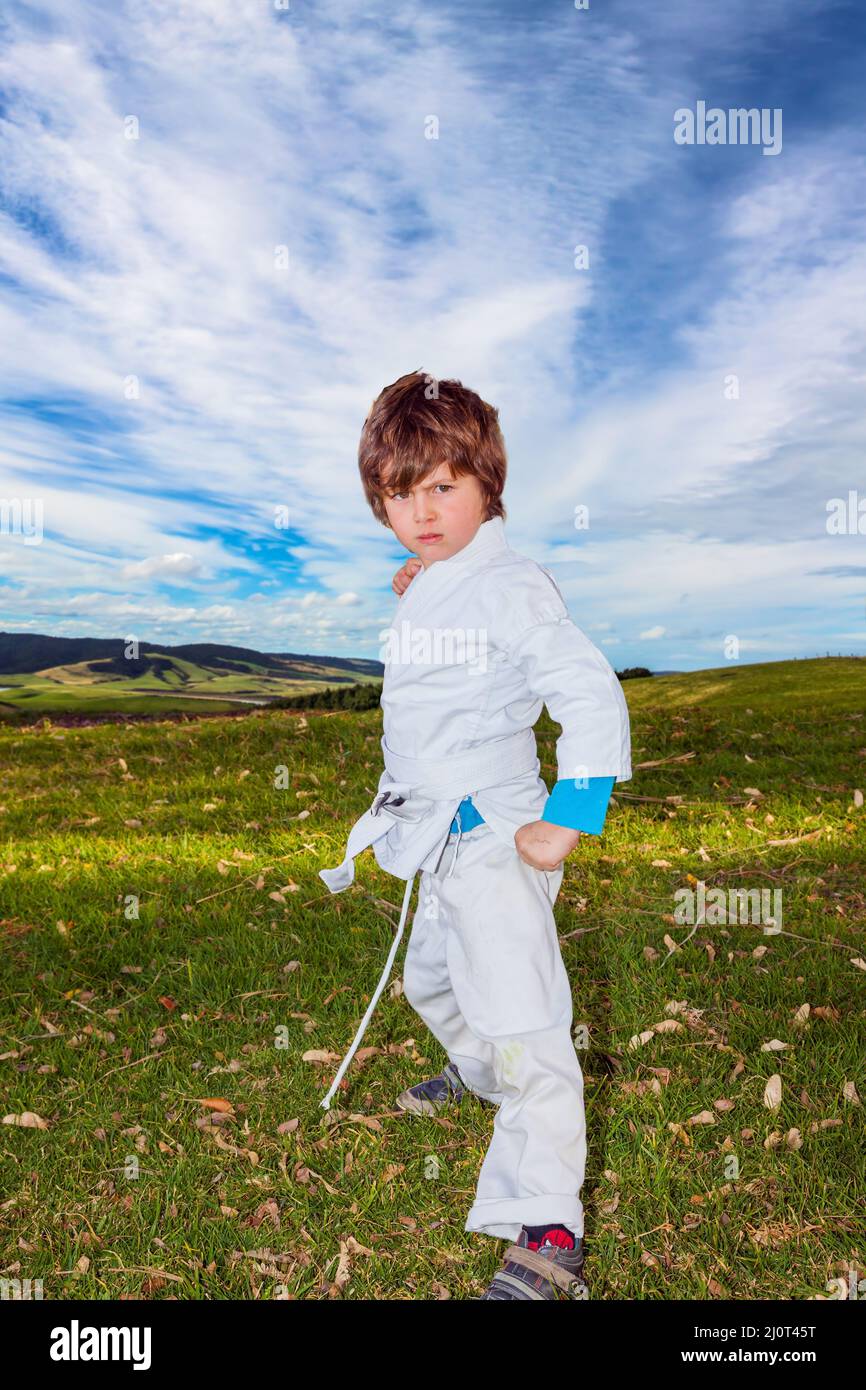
left=318, top=726, right=539, bottom=894
left=317, top=727, right=538, bottom=1109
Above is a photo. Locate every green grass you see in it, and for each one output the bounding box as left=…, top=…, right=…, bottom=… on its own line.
left=0, top=658, right=864, bottom=1300
left=0, top=681, right=366, bottom=719
left=0, top=686, right=245, bottom=716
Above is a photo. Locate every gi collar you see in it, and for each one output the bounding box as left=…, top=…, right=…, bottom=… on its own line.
left=395, top=515, right=508, bottom=619
left=418, top=515, right=508, bottom=574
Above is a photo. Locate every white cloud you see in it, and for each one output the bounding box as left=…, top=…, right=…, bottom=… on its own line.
left=0, top=0, right=860, bottom=669
left=121, top=553, right=202, bottom=580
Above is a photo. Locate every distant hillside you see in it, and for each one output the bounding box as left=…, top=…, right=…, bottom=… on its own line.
left=0, top=631, right=384, bottom=722
left=621, top=655, right=866, bottom=715
left=0, top=632, right=382, bottom=679
left=0, top=632, right=662, bottom=726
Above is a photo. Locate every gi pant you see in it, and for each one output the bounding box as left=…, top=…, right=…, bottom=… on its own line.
left=402, top=822, right=586, bottom=1243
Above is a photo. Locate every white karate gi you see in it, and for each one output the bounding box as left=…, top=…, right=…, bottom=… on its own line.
left=319, top=516, right=631, bottom=1241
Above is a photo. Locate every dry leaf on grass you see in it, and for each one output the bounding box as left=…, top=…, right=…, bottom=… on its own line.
left=763, top=1074, right=783, bottom=1110
left=202, top=1125, right=259, bottom=1165
left=628, top=1018, right=685, bottom=1049
left=764, top=1129, right=802, bottom=1150
left=245, top=1200, right=281, bottom=1231
left=813, top=1005, right=841, bottom=1021
left=2, top=1111, right=49, bottom=1129
left=766, top=829, right=822, bottom=846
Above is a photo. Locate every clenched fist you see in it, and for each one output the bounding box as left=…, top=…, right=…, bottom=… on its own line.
left=392, top=555, right=423, bottom=596
left=514, top=819, right=581, bottom=872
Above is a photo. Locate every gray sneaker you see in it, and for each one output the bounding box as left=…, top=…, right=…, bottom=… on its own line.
left=477, top=1228, right=588, bottom=1300
left=395, top=1061, right=468, bottom=1116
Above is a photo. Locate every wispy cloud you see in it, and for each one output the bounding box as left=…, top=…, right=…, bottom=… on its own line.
left=0, top=0, right=863, bottom=667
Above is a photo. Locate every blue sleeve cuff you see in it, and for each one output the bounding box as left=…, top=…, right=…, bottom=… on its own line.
left=541, top=776, right=616, bottom=835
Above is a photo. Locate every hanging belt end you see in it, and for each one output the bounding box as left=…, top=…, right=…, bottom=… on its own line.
left=319, top=861, right=354, bottom=893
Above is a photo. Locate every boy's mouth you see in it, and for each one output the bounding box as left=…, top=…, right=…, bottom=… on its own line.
left=417, top=532, right=443, bottom=542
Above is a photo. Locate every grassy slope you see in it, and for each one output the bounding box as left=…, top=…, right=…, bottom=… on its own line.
left=623, top=656, right=863, bottom=715
left=0, top=657, right=863, bottom=1300
left=0, top=649, right=383, bottom=719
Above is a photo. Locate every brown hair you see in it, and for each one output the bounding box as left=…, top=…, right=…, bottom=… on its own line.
left=358, top=370, right=507, bottom=528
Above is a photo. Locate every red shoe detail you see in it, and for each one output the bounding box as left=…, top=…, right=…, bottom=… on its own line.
left=525, top=1225, right=575, bottom=1251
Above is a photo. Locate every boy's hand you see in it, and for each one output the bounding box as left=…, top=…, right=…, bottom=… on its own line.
left=392, top=555, right=423, bottom=596
left=514, top=819, right=581, bottom=872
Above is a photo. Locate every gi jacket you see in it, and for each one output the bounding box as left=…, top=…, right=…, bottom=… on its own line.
left=320, top=514, right=632, bottom=892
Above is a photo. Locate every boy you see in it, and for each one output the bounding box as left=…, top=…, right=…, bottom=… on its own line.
left=319, top=371, right=631, bottom=1300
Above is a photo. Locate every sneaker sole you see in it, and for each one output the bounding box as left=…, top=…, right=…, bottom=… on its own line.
left=394, top=1087, right=496, bottom=1115
left=394, top=1087, right=458, bottom=1115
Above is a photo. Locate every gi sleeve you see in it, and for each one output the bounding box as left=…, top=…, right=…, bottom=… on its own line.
left=542, top=775, right=616, bottom=835
left=490, top=564, right=632, bottom=784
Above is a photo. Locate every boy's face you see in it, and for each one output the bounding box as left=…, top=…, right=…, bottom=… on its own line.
left=381, top=460, right=489, bottom=568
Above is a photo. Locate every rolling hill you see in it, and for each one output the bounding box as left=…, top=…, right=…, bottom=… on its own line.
left=0, top=631, right=384, bottom=720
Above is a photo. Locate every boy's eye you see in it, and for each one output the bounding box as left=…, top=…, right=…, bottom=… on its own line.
left=389, top=483, right=453, bottom=500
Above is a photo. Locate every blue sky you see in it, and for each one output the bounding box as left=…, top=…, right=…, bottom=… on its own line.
left=0, top=0, right=864, bottom=670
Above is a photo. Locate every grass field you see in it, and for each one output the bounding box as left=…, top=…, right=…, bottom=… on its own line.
left=1, top=656, right=864, bottom=1300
